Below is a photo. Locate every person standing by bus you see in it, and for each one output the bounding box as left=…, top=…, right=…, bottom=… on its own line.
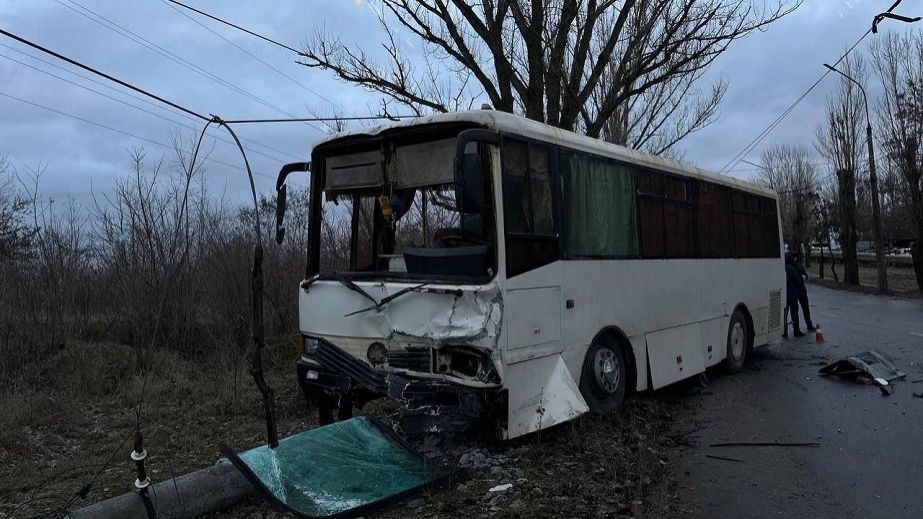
left=792, top=250, right=816, bottom=331
left=784, top=252, right=805, bottom=338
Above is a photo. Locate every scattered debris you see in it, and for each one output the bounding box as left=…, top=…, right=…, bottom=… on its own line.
left=489, top=483, right=514, bottom=493
left=406, top=498, right=425, bottom=509
left=710, top=442, right=820, bottom=448
left=705, top=454, right=744, bottom=463
left=819, top=350, right=906, bottom=396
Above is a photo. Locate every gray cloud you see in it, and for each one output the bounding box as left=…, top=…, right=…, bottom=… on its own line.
left=0, top=0, right=909, bottom=204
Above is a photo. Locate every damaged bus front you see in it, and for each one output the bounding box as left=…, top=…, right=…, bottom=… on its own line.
left=276, top=121, right=511, bottom=437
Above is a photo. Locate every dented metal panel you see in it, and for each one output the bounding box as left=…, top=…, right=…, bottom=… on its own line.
left=646, top=324, right=706, bottom=389
left=503, top=354, right=589, bottom=439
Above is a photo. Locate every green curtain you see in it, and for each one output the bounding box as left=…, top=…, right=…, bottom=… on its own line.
left=565, top=154, right=638, bottom=257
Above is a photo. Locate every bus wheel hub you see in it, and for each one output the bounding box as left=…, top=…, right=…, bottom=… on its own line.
left=594, top=350, right=620, bottom=394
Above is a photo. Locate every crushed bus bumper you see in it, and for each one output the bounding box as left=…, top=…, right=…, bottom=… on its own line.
left=296, top=337, right=504, bottom=435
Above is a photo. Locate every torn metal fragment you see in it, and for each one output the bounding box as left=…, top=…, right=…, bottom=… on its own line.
left=819, top=350, right=906, bottom=396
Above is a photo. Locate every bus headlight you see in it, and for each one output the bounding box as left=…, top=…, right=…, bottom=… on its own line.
left=436, top=346, right=500, bottom=384
left=303, top=337, right=320, bottom=355
left=367, top=342, right=387, bottom=366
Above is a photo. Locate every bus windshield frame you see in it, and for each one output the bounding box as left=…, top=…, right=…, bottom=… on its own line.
left=307, top=129, right=499, bottom=284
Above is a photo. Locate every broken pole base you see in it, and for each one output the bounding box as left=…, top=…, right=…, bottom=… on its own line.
left=68, top=461, right=253, bottom=519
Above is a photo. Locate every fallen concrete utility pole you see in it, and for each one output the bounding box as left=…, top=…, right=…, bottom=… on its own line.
left=67, top=462, right=253, bottom=519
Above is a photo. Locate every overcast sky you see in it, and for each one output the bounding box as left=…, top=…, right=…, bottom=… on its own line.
left=0, top=0, right=915, bottom=207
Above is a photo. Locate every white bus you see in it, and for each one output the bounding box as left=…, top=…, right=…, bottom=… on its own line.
left=275, top=110, right=785, bottom=439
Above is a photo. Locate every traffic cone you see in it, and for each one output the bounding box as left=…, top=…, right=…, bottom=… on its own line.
left=814, top=323, right=824, bottom=343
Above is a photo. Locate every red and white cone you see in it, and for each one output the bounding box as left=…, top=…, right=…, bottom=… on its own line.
left=814, top=323, right=824, bottom=343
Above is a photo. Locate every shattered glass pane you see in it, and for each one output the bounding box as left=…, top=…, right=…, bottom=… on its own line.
left=223, top=417, right=456, bottom=518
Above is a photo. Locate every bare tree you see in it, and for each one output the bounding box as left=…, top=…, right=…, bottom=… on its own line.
left=871, top=31, right=923, bottom=290
left=815, top=53, right=867, bottom=285
left=300, top=0, right=799, bottom=147
left=812, top=175, right=839, bottom=282
left=756, top=143, right=819, bottom=258
left=0, top=155, right=34, bottom=260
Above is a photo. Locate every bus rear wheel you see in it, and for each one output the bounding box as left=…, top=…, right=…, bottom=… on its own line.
left=579, top=335, right=628, bottom=414
left=725, top=309, right=749, bottom=373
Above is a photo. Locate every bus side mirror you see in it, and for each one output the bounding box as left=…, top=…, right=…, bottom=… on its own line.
left=455, top=129, right=500, bottom=215
left=275, top=184, right=287, bottom=244
left=274, top=162, right=311, bottom=244
left=459, top=152, right=485, bottom=212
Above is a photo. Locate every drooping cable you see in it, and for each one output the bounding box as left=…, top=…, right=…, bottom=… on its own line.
left=215, top=116, right=278, bottom=448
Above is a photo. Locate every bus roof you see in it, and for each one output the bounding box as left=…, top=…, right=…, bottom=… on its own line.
left=314, top=110, right=777, bottom=199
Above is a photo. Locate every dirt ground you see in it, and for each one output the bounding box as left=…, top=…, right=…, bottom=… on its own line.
left=1, top=341, right=685, bottom=519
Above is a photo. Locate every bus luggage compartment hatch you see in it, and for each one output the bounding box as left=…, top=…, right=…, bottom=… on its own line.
left=220, top=416, right=462, bottom=518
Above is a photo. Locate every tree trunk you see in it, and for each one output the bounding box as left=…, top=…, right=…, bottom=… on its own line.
left=838, top=169, right=860, bottom=285
left=912, top=238, right=923, bottom=291
left=818, top=244, right=825, bottom=280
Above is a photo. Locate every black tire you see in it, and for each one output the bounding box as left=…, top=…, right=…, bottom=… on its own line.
left=578, top=335, right=628, bottom=414
left=725, top=309, right=749, bottom=373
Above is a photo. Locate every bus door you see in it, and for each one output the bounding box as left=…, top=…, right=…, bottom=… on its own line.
left=498, top=139, right=563, bottom=364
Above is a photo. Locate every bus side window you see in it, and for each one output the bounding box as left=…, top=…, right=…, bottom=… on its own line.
left=501, top=138, right=557, bottom=277
left=732, top=192, right=765, bottom=258
left=561, top=152, right=638, bottom=257
left=697, top=182, right=733, bottom=258
left=761, top=196, right=781, bottom=257
left=502, top=140, right=530, bottom=234
left=529, top=144, right=554, bottom=236
left=638, top=171, right=666, bottom=258
left=663, top=176, right=695, bottom=258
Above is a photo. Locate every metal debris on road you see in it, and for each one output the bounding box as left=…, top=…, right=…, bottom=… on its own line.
left=705, top=454, right=744, bottom=463
left=819, top=350, right=906, bottom=396
left=709, top=442, right=820, bottom=448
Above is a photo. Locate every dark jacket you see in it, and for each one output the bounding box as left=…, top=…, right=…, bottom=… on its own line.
left=785, top=252, right=804, bottom=303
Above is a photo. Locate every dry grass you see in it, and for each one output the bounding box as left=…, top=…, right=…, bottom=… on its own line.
left=809, top=263, right=921, bottom=297
left=0, top=338, right=313, bottom=518
left=2, top=341, right=681, bottom=519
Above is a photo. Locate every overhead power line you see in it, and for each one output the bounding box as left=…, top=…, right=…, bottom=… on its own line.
left=166, top=0, right=302, bottom=55
left=0, top=27, right=207, bottom=120
left=51, top=0, right=325, bottom=133
left=719, top=0, right=909, bottom=174
left=718, top=31, right=871, bottom=174
left=222, top=115, right=415, bottom=124
left=157, top=0, right=337, bottom=108
left=0, top=89, right=273, bottom=180
left=0, top=42, right=303, bottom=161
left=0, top=52, right=292, bottom=164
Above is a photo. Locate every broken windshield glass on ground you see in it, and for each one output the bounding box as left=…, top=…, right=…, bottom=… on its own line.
left=819, top=350, right=906, bottom=395
left=221, top=416, right=462, bottom=519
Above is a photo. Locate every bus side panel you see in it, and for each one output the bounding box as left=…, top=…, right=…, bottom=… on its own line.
left=560, top=258, right=784, bottom=391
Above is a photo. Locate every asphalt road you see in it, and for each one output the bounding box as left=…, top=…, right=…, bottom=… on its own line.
left=674, top=284, right=923, bottom=518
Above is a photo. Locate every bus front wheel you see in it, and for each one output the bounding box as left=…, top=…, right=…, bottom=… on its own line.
left=725, top=309, right=749, bottom=373
left=579, top=335, right=628, bottom=414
